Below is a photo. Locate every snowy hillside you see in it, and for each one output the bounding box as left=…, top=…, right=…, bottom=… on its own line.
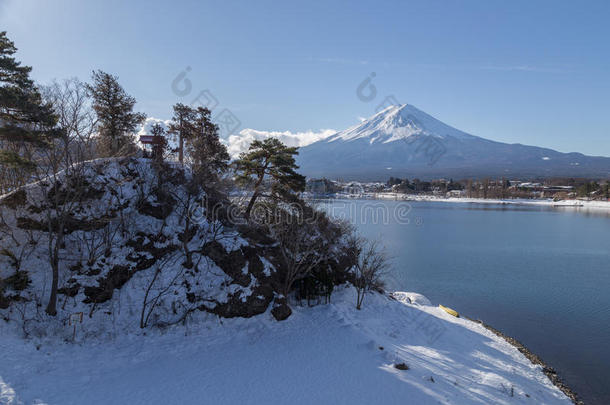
left=297, top=104, right=610, bottom=180
left=0, top=287, right=572, bottom=405
left=0, top=157, right=316, bottom=337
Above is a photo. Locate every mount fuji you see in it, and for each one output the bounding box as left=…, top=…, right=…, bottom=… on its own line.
left=296, top=104, right=610, bottom=180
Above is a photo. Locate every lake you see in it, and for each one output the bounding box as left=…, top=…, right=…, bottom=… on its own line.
left=320, top=199, right=610, bottom=405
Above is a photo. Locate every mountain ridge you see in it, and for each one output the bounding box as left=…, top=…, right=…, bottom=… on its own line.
left=296, top=104, right=610, bottom=180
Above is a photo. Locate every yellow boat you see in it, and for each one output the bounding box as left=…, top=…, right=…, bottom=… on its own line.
left=439, top=304, right=459, bottom=318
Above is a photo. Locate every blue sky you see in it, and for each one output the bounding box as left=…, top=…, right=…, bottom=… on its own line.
left=1, top=0, right=609, bottom=156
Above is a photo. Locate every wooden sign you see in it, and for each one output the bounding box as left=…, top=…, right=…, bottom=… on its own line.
left=69, top=312, right=83, bottom=326
left=69, top=312, right=84, bottom=341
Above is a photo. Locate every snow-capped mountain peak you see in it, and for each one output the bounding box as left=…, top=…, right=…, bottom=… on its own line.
left=297, top=104, right=610, bottom=180
left=327, top=104, right=474, bottom=144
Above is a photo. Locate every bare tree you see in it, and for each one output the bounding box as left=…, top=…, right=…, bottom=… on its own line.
left=140, top=251, right=182, bottom=329
left=34, top=144, right=88, bottom=315
left=0, top=209, right=39, bottom=273
left=30, top=80, right=97, bottom=315
left=167, top=178, right=202, bottom=269
left=41, top=78, right=97, bottom=160
left=271, top=207, right=330, bottom=298
left=349, top=236, right=390, bottom=310
left=0, top=204, right=40, bottom=309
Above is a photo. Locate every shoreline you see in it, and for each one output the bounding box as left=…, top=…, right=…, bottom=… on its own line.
left=390, top=291, right=583, bottom=404
left=319, top=192, right=610, bottom=210
left=466, top=316, right=584, bottom=405
left=402, top=196, right=610, bottom=210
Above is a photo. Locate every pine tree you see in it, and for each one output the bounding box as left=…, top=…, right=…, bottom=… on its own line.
left=188, top=106, right=230, bottom=183
left=150, top=123, right=168, bottom=162
left=234, top=138, right=306, bottom=219
left=168, top=104, right=229, bottom=183
left=0, top=31, right=59, bottom=192
left=86, top=70, right=145, bottom=156
left=168, top=103, right=196, bottom=165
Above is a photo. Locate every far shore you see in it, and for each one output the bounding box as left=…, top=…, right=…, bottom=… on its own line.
left=316, top=192, right=610, bottom=210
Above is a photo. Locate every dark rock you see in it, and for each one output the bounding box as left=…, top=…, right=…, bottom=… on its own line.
left=138, top=201, right=172, bottom=220
left=138, top=187, right=176, bottom=220
left=126, top=232, right=178, bottom=258
left=211, top=284, right=274, bottom=318
left=16, top=215, right=113, bottom=233
left=16, top=217, right=46, bottom=231
left=1, top=189, right=26, bottom=209
left=202, top=241, right=249, bottom=286
left=271, top=297, right=292, bottom=321
left=4, top=271, right=30, bottom=291
left=0, top=293, right=9, bottom=309
left=236, top=224, right=276, bottom=245
left=87, top=268, right=101, bottom=276
left=241, top=246, right=267, bottom=279
left=69, top=262, right=83, bottom=272
left=27, top=204, right=44, bottom=214
left=83, top=264, right=133, bottom=304
left=125, top=253, right=158, bottom=272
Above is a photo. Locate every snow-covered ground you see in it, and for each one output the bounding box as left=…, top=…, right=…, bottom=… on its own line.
left=1, top=287, right=571, bottom=405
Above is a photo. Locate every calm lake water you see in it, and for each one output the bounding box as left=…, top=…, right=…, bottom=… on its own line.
left=321, top=199, right=610, bottom=405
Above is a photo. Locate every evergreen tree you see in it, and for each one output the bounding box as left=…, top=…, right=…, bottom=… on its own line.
left=150, top=123, right=168, bottom=162
left=188, top=106, right=230, bottom=183
left=168, top=103, right=196, bottom=165
left=234, top=138, right=306, bottom=219
left=168, top=104, right=229, bottom=183
left=0, top=31, right=59, bottom=192
left=86, top=70, right=145, bottom=156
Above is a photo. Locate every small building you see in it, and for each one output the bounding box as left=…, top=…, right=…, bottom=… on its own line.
left=447, top=189, right=466, bottom=198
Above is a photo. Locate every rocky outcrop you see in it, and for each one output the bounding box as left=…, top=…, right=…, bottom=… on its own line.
left=0, top=158, right=353, bottom=333
left=211, top=285, right=274, bottom=318
left=271, top=297, right=292, bottom=321
left=83, top=264, right=133, bottom=304
left=1, top=189, right=26, bottom=209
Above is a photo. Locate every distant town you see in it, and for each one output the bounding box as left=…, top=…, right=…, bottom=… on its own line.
left=306, top=177, right=610, bottom=201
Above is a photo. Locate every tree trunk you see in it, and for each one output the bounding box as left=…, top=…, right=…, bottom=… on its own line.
left=356, top=288, right=364, bottom=310
left=45, top=246, right=59, bottom=316
left=179, top=133, right=184, bottom=165
left=244, top=190, right=259, bottom=220
left=244, top=173, right=266, bottom=219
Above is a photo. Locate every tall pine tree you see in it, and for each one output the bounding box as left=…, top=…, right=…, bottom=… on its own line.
left=168, top=103, right=196, bottom=165
left=234, top=138, right=306, bottom=219
left=188, top=107, right=229, bottom=183
left=168, top=104, right=229, bottom=183
left=86, top=70, right=145, bottom=156
left=150, top=122, right=169, bottom=162
left=0, top=31, right=59, bottom=192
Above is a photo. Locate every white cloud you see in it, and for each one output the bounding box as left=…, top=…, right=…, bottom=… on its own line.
left=136, top=117, right=176, bottom=149
left=138, top=118, right=335, bottom=158
left=137, top=117, right=172, bottom=136
left=225, top=128, right=336, bottom=157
